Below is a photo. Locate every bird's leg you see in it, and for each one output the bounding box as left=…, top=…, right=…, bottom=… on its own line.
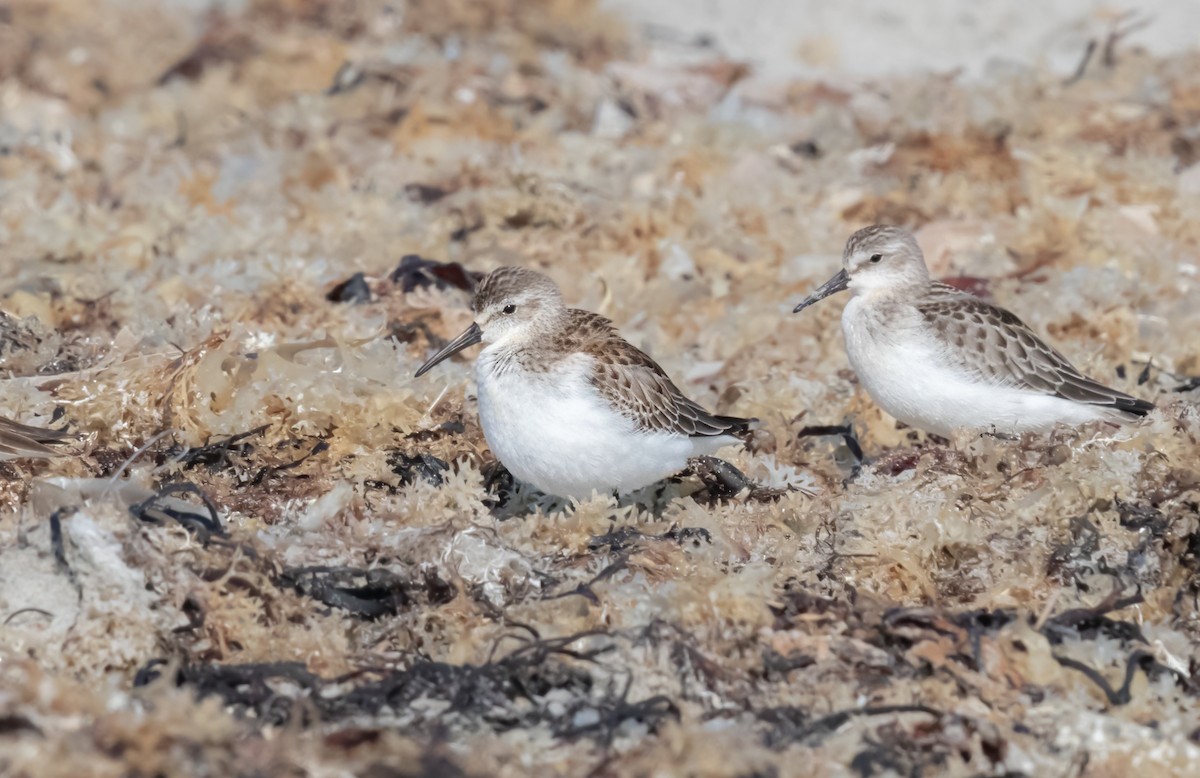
left=647, top=479, right=675, bottom=518
left=481, top=461, right=523, bottom=519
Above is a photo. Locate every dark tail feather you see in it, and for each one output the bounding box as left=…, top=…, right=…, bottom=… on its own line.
left=1056, top=373, right=1154, bottom=418
left=0, top=416, right=75, bottom=459
left=3, top=419, right=74, bottom=442
left=1112, top=395, right=1154, bottom=417
left=711, top=414, right=757, bottom=438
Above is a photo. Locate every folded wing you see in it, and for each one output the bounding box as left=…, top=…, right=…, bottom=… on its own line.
left=0, top=415, right=74, bottom=459
left=570, top=310, right=756, bottom=437
left=918, top=288, right=1154, bottom=416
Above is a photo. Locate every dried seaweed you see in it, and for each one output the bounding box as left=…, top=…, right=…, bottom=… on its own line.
left=1175, top=377, right=1200, bottom=393
left=0, top=714, right=41, bottom=737
left=798, top=424, right=865, bottom=469
left=404, top=183, right=456, bottom=204
left=845, top=716, right=957, bottom=778
left=356, top=753, right=481, bottom=778
left=1131, top=361, right=1200, bottom=394
left=1050, top=650, right=1165, bottom=706
left=1040, top=586, right=1145, bottom=644
left=760, top=704, right=942, bottom=748
left=3, top=1, right=1200, bottom=776
left=177, top=425, right=269, bottom=471
left=555, top=676, right=679, bottom=745
left=688, top=456, right=786, bottom=504
left=48, top=507, right=71, bottom=573
left=278, top=566, right=456, bottom=619
left=481, top=460, right=516, bottom=515
left=147, top=632, right=617, bottom=733
left=390, top=255, right=481, bottom=294
left=1046, top=514, right=1103, bottom=585
left=129, top=482, right=225, bottom=540
left=587, top=524, right=712, bottom=553
left=388, top=451, right=450, bottom=487
left=327, top=272, right=372, bottom=304
left=249, top=440, right=330, bottom=486
left=158, top=20, right=257, bottom=85
left=546, top=555, right=629, bottom=605
left=761, top=649, right=816, bottom=679
left=1115, top=499, right=1171, bottom=533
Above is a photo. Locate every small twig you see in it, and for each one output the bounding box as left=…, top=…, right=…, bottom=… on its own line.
left=175, top=424, right=269, bottom=470
left=1103, top=13, right=1153, bottom=67
left=792, top=704, right=942, bottom=744
left=1033, top=588, right=1063, bottom=631
left=129, top=482, right=225, bottom=541
left=502, top=629, right=615, bottom=664
left=423, top=382, right=451, bottom=419
left=545, top=555, right=630, bottom=605
left=49, top=507, right=72, bottom=572
left=248, top=440, right=329, bottom=486
left=1063, top=40, right=1097, bottom=85
left=1051, top=649, right=1167, bottom=706
left=1042, top=586, right=1143, bottom=634
left=102, top=428, right=173, bottom=498
left=4, top=607, right=54, bottom=625
left=1063, top=12, right=1153, bottom=84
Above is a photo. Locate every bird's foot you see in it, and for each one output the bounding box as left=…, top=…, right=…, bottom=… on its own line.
left=687, top=456, right=785, bottom=505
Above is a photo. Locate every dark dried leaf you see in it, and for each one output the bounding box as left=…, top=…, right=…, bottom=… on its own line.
left=159, top=22, right=257, bottom=84
left=178, top=425, right=269, bottom=471
left=279, top=565, right=455, bottom=619
left=326, top=272, right=371, bottom=304
left=389, top=451, right=449, bottom=487
left=390, top=255, right=481, bottom=294
left=129, top=482, right=225, bottom=540
left=404, top=183, right=454, bottom=204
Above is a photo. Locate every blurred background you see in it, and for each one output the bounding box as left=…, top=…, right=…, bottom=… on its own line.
left=606, top=0, right=1200, bottom=79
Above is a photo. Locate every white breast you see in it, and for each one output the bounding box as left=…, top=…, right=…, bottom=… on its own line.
left=841, top=297, right=1107, bottom=436
left=474, top=349, right=704, bottom=499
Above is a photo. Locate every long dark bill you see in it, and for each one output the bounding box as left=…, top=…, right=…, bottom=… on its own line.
left=414, top=322, right=483, bottom=377
left=793, top=268, right=850, bottom=313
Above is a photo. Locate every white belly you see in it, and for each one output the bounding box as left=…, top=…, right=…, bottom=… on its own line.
left=842, top=299, right=1106, bottom=437
left=475, top=352, right=702, bottom=499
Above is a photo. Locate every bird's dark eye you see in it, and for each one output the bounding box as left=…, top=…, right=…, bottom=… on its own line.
left=869, top=254, right=883, bottom=263
left=502, top=304, right=517, bottom=314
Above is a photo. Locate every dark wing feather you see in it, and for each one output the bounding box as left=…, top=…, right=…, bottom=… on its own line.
left=917, top=287, right=1154, bottom=416
left=0, top=415, right=73, bottom=459
left=568, top=310, right=755, bottom=438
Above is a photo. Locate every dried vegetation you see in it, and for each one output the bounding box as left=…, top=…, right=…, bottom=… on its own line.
left=0, top=0, right=1199, bottom=775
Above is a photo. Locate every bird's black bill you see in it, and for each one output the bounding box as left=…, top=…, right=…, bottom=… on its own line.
left=793, top=268, right=850, bottom=313
left=414, top=322, right=482, bottom=377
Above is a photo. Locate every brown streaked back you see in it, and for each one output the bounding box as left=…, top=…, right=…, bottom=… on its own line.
left=916, top=284, right=1154, bottom=416
left=565, top=310, right=756, bottom=438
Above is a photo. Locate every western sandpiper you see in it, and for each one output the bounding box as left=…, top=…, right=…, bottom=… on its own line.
left=0, top=415, right=72, bottom=460
left=415, top=267, right=755, bottom=499
left=793, top=225, right=1154, bottom=437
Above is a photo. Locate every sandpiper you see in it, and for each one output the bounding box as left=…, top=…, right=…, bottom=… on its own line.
left=0, top=415, right=73, bottom=460
left=793, top=225, right=1154, bottom=437
left=415, top=267, right=754, bottom=499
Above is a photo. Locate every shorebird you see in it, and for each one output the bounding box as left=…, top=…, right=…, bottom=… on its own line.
left=793, top=225, right=1154, bottom=437
left=0, top=415, right=73, bottom=460
left=415, top=267, right=754, bottom=499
